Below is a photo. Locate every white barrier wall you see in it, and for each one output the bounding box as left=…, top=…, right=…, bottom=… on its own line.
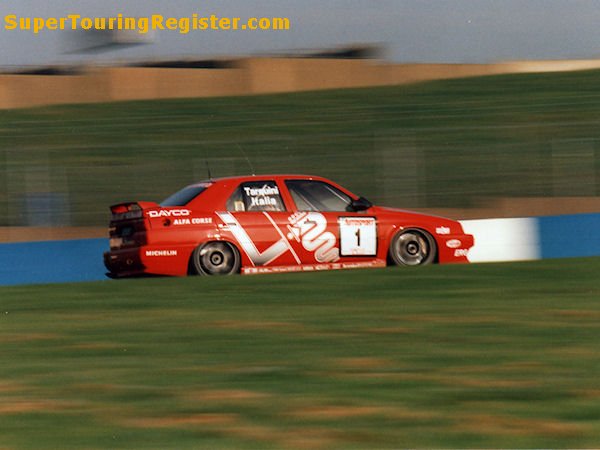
left=460, top=218, right=540, bottom=263
left=461, top=213, right=600, bottom=263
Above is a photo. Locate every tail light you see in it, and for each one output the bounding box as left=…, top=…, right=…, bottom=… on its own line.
left=111, top=203, right=143, bottom=221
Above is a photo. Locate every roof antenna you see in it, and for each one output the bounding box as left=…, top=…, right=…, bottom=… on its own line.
left=206, top=160, right=213, bottom=181
left=237, top=144, right=255, bottom=176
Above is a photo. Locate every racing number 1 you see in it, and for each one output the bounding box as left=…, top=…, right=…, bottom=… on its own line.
left=340, top=217, right=377, bottom=256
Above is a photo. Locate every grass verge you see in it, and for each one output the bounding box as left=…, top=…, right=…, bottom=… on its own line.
left=1, top=258, right=599, bottom=448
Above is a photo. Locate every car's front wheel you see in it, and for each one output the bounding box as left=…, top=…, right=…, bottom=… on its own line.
left=191, top=241, right=241, bottom=275
left=388, top=229, right=437, bottom=266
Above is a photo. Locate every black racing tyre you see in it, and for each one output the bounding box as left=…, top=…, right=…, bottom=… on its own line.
left=388, top=229, right=437, bottom=266
left=191, top=242, right=241, bottom=275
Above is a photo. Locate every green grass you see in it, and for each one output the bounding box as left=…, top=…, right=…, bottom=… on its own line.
left=1, top=258, right=600, bottom=448
left=1, top=69, right=600, bottom=225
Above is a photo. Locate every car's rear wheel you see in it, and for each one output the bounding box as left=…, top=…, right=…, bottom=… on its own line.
left=191, top=242, right=240, bottom=275
left=389, top=229, right=437, bottom=266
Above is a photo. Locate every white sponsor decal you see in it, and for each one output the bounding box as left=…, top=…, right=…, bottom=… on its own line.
left=244, top=185, right=279, bottom=197
left=436, top=226, right=451, bottom=235
left=250, top=196, right=277, bottom=208
left=145, top=250, right=177, bottom=257
left=172, top=217, right=213, bottom=225
left=148, top=209, right=191, bottom=218
left=244, top=184, right=280, bottom=208
left=339, top=216, right=377, bottom=256
left=216, top=212, right=294, bottom=266
left=217, top=211, right=340, bottom=267
left=342, top=218, right=375, bottom=226
left=287, top=212, right=339, bottom=263
left=454, top=249, right=469, bottom=257
left=446, top=239, right=462, bottom=248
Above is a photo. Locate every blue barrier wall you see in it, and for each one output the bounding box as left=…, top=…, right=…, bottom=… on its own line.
left=538, top=213, right=600, bottom=259
left=461, top=212, right=600, bottom=263
left=0, top=238, right=108, bottom=286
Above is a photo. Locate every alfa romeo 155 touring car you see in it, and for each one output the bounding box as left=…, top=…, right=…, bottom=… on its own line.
left=104, top=175, right=474, bottom=277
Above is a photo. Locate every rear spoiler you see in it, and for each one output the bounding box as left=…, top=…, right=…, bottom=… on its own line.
left=110, top=201, right=159, bottom=220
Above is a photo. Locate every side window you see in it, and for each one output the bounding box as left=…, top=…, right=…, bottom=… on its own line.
left=226, top=186, right=245, bottom=212
left=285, top=180, right=352, bottom=212
left=226, top=181, right=286, bottom=212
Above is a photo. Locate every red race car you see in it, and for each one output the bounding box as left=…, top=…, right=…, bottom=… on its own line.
left=104, top=175, right=474, bottom=277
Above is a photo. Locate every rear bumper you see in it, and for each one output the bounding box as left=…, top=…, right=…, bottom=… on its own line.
left=104, top=248, right=145, bottom=277
left=104, top=244, right=193, bottom=277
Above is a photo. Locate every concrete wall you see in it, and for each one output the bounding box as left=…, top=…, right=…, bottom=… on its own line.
left=0, top=66, right=248, bottom=109
left=4, top=57, right=600, bottom=109
left=105, top=67, right=248, bottom=101
left=0, top=71, right=110, bottom=109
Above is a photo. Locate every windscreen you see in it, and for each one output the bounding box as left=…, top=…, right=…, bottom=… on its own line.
left=160, top=184, right=209, bottom=206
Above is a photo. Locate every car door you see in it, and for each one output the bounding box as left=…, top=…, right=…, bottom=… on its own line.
left=218, top=179, right=302, bottom=271
left=283, top=179, right=379, bottom=264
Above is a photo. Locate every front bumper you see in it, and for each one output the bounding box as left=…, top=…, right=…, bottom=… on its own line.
left=437, top=233, right=475, bottom=263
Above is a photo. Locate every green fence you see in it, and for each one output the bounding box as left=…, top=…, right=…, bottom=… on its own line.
left=1, top=70, right=600, bottom=226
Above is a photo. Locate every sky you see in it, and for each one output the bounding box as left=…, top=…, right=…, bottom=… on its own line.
left=2, top=0, right=600, bottom=68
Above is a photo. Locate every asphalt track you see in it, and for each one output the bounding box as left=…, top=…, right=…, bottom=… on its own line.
left=1, top=213, right=599, bottom=286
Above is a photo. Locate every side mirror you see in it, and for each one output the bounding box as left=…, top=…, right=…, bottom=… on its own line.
left=349, top=196, right=372, bottom=212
